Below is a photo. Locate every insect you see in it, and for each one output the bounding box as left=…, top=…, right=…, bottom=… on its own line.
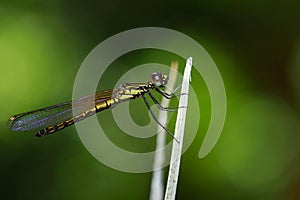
left=7, top=72, right=179, bottom=139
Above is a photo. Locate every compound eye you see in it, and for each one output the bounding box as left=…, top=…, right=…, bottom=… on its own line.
left=151, top=72, right=163, bottom=87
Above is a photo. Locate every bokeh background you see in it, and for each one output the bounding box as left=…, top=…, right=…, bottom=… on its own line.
left=1, top=1, right=300, bottom=199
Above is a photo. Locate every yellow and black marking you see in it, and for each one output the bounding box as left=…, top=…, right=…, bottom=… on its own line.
left=7, top=72, right=173, bottom=138
left=35, top=119, right=75, bottom=137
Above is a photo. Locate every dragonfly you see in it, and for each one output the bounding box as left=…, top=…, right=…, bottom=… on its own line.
left=7, top=72, right=180, bottom=140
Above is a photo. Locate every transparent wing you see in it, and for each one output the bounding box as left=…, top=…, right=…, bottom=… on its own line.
left=7, top=90, right=113, bottom=132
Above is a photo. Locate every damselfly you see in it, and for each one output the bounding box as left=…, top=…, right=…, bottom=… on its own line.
left=7, top=72, right=179, bottom=139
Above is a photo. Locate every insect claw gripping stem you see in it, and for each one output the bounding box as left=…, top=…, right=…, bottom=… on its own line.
left=142, top=95, right=179, bottom=143
left=147, top=92, right=178, bottom=112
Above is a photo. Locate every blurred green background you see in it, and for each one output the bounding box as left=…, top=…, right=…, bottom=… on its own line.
left=1, top=0, right=300, bottom=199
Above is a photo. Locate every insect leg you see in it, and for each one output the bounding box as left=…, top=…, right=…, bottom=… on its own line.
left=142, top=95, right=179, bottom=143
